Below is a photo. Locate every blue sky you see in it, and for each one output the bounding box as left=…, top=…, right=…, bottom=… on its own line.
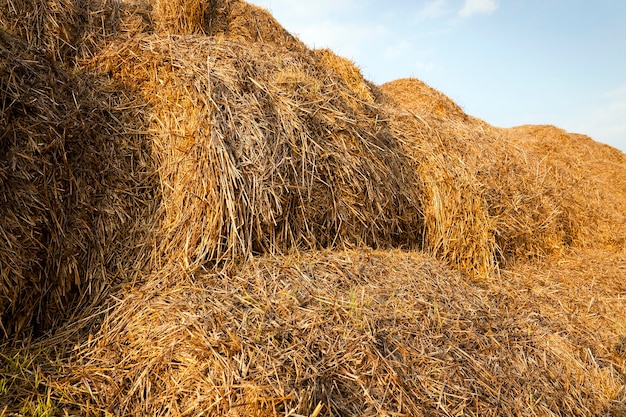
left=247, top=0, right=626, bottom=152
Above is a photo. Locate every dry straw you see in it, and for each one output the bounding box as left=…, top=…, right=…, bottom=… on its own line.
left=0, top=0, right=130, bottom=63
left=314, top=48, right=376, bottom=104
left=380, top=78, right=623, bottom=275
left=0, top=29, right=159, bottom=337
left=1, top=0, right=422, bottom=337
left=15, top=249, right=625, bottom=416
left=151, top=0, right=304, bottom=50
left=1, top=0, right=625, bottom=415
left=504, top=124, right=626, bottom=251
left=91, top=33, right=422, bottom=269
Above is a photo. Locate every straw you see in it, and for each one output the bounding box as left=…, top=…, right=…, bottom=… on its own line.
left=1, top=1, right=625, bottom=415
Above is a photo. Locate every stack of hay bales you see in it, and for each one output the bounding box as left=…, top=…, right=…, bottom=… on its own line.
left=381, top=78, right=613, bottom=275
left=1, top=0, right=422, bottom=337
left=2, top=0, right=623, bottom=338
left=1, top=0, right=625, bottom=415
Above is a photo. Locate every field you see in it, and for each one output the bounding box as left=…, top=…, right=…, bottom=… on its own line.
left=1, top=0, right=625, bottom=415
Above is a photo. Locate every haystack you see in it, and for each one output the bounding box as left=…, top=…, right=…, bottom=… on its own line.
left=505, top=124, right=626, bottom=251
left=381, top=78, right=616, bottom=275
left=1, top=0, right=422, bottom=337
left=2, top=0, right=622, bottom=340
left=2, top=0, right=625, bottom=415
left=91, top=34, right=422, bottom=268
left=0, top=29, right=158, bottom=337
left=7, top=249, right=619, bottom=416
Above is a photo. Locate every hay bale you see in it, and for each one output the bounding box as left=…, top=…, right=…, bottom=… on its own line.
left=380, top=77, right=469, bottom=122
left=0, top=30, right=158, bottom=337
left=91, top=34, right=422, bottom=268
left=314, top=48, right=375, bottom=104
left=225, top=1, right=304, bottom=49
left=505, top=124, right=626, bottom=251
left=381, top=78, right=607, bottom=274
left=381, top=79, right=499, bottom=276
left=56, top=249, right=624, bottom=416
left=151, top=0, right=213, bottom=34
left=1, top=0, right=421, bottom=337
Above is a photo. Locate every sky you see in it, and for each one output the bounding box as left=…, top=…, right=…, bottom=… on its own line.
left=246, top=0, right=626, bottom=153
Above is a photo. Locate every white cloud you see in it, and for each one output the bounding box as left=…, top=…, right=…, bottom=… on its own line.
left=246, top=0, right=382, bottom=61
left=418, top=0, right=450, bottom=20
left=459, top=0, right=499, bottom=18
left=296, top=21, right=387, bottom=62
left=603, top=84, right=626, bottom=98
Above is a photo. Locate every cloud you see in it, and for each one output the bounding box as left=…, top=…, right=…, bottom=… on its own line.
left=418, top=0, right=450, bottom=20
left=295, top=20, right=387, bottom=61
left=603, top=84, right=626, bottom=98
left=459, top=0, right=499, bottom=18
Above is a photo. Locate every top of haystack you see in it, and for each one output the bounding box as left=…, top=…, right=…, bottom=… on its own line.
left=381, top=77, right=469, bottom=121
left=0, top=0, right=305, bottom=64
left=150, top=0, right=305, bottom=49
